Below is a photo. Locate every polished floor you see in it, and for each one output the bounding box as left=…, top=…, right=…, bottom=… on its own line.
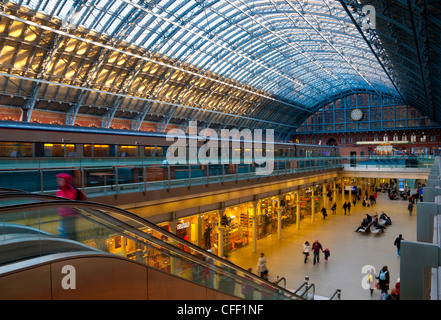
left=228, top=191, right=417, bottom=300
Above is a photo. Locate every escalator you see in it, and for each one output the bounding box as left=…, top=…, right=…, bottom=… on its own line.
left=0, top=190, right=307, bottom=300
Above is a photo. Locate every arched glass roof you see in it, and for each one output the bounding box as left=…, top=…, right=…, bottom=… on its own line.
left=2, top=0, right=431, bottom=139
left=17, top=0, right=398, bottom=104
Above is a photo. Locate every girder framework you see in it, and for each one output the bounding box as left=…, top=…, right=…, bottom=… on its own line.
left=1, top=0, right=431, bottom=140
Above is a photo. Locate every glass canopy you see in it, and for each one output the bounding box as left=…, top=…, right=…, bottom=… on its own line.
left=0, top=0, right=407, bottom=138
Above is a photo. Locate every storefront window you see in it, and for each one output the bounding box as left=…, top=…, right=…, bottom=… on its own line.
left=221, top=203, right=253, bottom=254
left=201, top=211, right=219, bottom=251
left=258, top=198, right=279, bottom=239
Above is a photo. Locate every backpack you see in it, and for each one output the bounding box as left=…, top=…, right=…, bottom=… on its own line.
left=74, top=187, right=87, bottom=201
left=379, top=270, right=387, bottom=281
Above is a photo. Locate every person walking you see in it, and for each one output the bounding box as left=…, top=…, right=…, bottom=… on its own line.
left=55, top=173, right=81, bottom=240
left=394, top=234, right=404, bottom=257
left=257, top=253, right=268, bottom=278
left=303, top=241, right=311, bottom=263
left=342, top=202, right=348, bottom=215
left=324, top=247, right=330, bottom=263
left=321, top=207, right=327, bottom=219
left=347, top=202, right=351, bottom=215
left=312, top=240, right=323, bottom=265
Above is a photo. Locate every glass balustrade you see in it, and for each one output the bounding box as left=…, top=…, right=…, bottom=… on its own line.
left=0, top=157, right=343, bottom=196
left=0, top=196, right=304, bottom=300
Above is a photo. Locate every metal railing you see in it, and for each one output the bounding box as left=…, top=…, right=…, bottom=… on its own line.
left=0, top=156, right=342, bottom=197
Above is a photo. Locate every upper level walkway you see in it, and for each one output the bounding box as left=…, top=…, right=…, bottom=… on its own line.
left=0, top=155, right=433, bottom=223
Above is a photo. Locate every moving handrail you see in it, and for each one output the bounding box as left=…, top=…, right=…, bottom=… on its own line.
left=293, top=281, right=308, bottom=296
left=275, top=276, right=287, bottom=289
left=0, top=196, right=304, bottom=300
left=301, top=284, right=315, bottom=300
left=329, top=289, right=342, bottom=300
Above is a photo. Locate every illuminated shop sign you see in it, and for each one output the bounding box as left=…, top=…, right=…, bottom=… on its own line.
left=177, top=221, right=190, bottom=230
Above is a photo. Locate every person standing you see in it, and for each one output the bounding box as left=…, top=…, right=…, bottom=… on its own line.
left=394, top=234, right=404, bottom=257
left=347, top=202, right=351, bottom=215
left=312, top=240, right=323, bottom=265
left=331, top=202, right=337, bottom=215
left=408, top=202, right=414, bottom=216
left=342, top=202, right=348, bottom=215
left=303, top=241, right=311, bottom=263
left=368, top=269, right=376, bottom=296
left=56, top=173, right=80, bottom=240
left=257, top=253, right=268, bottom=278
left=377, top=266, right=390, bottom=298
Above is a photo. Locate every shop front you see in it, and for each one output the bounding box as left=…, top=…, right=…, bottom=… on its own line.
left=280, top=192, right=297, bottom=227
left=258, top=197, right=279, bottom=239
left=219, top=203, right=254, bottom=254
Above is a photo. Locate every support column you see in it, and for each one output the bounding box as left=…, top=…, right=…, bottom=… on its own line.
left=218, top=226, right=225, bottom=258
left=401, top=241, right=441, bottom=300
left=322, top=183, right=327, bottom=208
left=349, top=187, right=352, bottom=206
left=311, top=187, right=315, bottom=222
left=296, top=190, right=301, bottom=230
left=341, top=179, right=345, bottom=204
left=218, top=208, right=226, bottom=258
left=277, top=203, right=282, bottom=240
left=416, top=202, right=440, bottom=243
left=169, top=216, right=178, bottom=274
left=252, top=200, right=259, bottom=253
left=333, top=180, right=337, bottom=204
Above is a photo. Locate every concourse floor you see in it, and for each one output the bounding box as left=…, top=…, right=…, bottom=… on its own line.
left=228, top=191, right=417, bottom=300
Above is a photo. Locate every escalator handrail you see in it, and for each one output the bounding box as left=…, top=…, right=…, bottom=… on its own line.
left=0, top=193, right=66, bottom=201
left=0, top=198, right=304, bottom=300
left=301, top=283, right=315, bottom=300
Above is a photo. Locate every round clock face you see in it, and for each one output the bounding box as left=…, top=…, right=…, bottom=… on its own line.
left=350, top=108, right=363, bottom=121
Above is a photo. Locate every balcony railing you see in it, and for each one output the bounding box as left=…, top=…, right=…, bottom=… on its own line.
left=0, top=156, right=342, bottom=197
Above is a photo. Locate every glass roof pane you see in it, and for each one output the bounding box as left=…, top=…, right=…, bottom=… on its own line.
left=5, top=0, right=408, bottom=134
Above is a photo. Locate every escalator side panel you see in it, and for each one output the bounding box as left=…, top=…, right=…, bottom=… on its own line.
left=147, top=267, right=238, bottom=300
left=0, top=254, right=239, bottom=300
left=0, top=264, right=52, bottom=300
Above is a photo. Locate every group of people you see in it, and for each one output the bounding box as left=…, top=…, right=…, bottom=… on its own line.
left=303, top=240, right=330, bottom=264
left=367, top=266, right=400, bottom=300
left=355, top=211, right=392, bottom=233
left=362, top=193, right=377, bottom=207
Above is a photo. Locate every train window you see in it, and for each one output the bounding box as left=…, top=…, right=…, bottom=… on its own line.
left=144, top=146, right=164, bottom=157
left=117, top=145, right=136, bottom=157
left=43, top=143, right=76, bottom=157
left=83, top=144, right=110, bottom=157
left=0, top=142, right=32, bottom=157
